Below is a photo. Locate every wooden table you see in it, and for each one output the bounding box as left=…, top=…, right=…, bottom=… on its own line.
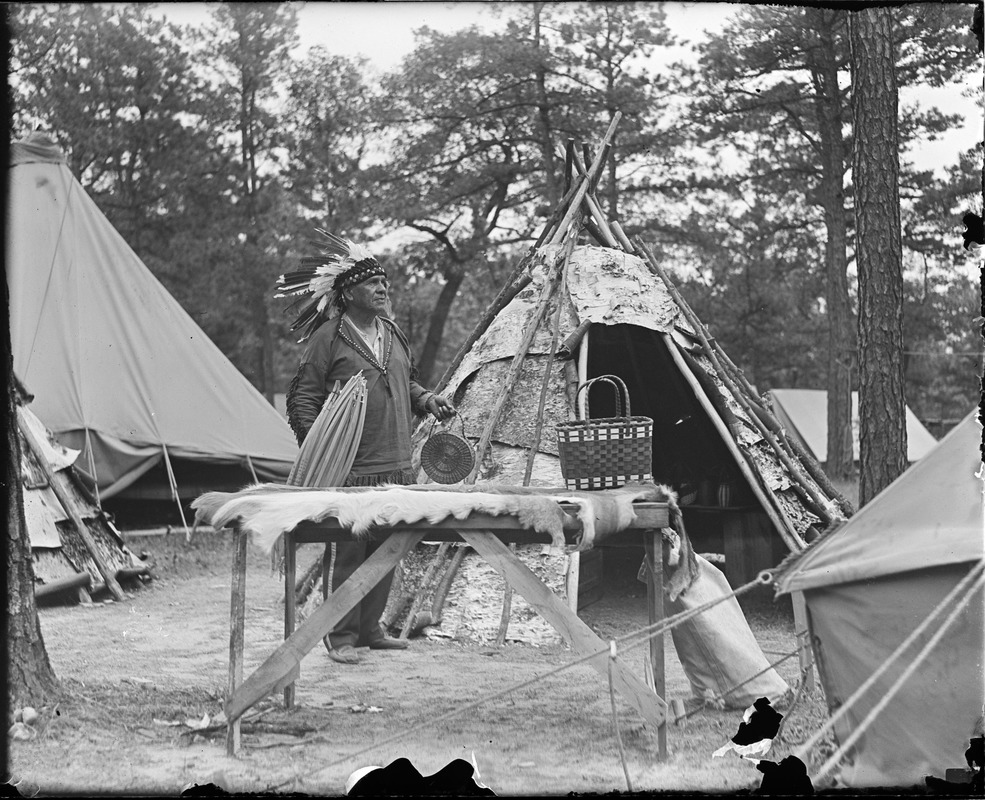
left=225, top=501, right=670, bottom=759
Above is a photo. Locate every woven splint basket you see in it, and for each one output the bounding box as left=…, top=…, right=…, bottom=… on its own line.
left=421, top=415, right=475, bottom=484
left=555, top=375, right=653, bottom=490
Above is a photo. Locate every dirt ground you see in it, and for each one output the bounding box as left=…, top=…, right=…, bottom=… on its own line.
left=9, top=530, right=831, bottom=796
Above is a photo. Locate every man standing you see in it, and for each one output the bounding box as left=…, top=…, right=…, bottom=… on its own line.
left=278, top=231, right=455, bottom=665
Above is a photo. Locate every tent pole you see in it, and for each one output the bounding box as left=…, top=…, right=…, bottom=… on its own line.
left=161, top=445, right=192, bottom=541
left=523, top=234, right=577, bottom=485
left=84, top=427, right=101, bottom=508
left=465, top=240, right=574, bottom=485
left=577, top=327, right=590, bottom=420
left=547, top=113, right=621, bottom=248
left=245, top=454, right=260, bottom=484
left=633, top=237, right=838, bottom=525
left=662, top=335, right=805, bottom=552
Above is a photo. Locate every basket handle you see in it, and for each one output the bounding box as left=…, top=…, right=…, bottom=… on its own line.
left=427, top=411, right=468, bottom=442
left=574, top=374, right=631, bottom=420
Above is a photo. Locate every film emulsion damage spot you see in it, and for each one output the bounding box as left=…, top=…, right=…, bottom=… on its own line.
left=924, top=733, right=984, bottom=795
left=711, top=695, right=815, bottom=795
left=713, top=696, right=783, bottom=759
left=346, top=754, right=495, bottom=796
left=961, top=213, right=984, bottom=250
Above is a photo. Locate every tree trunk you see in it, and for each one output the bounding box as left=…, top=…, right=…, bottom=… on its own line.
left=810, top=10, right=855, bottom=480
left=416, top=266, right=466, bottom=387
left=6, top=376, right=59, bottom=708
left=849, top=6, right=908, bottom=506
left=532, top=5, right=560, bottom=206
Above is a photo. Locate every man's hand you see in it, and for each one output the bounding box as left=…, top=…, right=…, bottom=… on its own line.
left=426, top=395, right=456, bottom=421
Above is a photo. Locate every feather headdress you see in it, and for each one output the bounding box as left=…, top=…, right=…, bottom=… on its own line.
left=275, top=229, right=385, bottom=342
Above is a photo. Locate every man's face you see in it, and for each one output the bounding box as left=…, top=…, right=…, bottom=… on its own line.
left=346, top=275, right=389, bottom=315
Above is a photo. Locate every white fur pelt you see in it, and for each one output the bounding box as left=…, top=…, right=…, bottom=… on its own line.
left=194, top=485, right=570, bottom=554
left=191, top=481, right=678, bottom=556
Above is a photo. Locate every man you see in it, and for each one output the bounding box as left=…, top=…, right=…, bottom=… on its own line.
left=278, top=230, right=455, bottom=665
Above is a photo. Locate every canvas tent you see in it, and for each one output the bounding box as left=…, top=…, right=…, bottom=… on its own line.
left=16, top=382, right=148, bottom=602
left=767, top=388, right=937, bottom=463
left=775, top=411, right=984, bottom=787
left=7, top=136, right=298, bottom=511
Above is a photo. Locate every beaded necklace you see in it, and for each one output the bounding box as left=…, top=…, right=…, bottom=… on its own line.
left=339, top=316, right=394, bottom=394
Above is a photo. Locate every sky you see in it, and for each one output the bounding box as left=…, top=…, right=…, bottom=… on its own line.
left=149, top=1, right=982, bottom=180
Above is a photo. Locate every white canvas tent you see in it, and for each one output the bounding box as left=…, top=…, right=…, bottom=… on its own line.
left=7, top=136, right=298, bottom=508
left=775, top=411, right=984, bottom=787
left=767, top=388, right=937, bottom=463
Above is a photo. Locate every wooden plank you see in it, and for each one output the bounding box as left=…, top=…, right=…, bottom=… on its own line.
left=459, top=530, right=667, bottom=731
left=291, top=503, right=669, bottom=537
left=565, top=551, right=581, bottom=613
left=293, top=527, right=668, bottom=549
left=644, top=531, right=667, bottom=760
left=293, top=503, right=670, bottom=547
left=226, top=526, right=247, bottom=756
left=17, top=408, right=127, bottom=602
left=225, top=532, right=425, bottom=723
left=283, top=530, right=296, bottom=709
left=791, top=590, right=816, bottom=693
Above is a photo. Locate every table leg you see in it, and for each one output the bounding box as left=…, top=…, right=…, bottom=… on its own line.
left=225, top=532, right=426, bottom=724
left=459, top=531, right=668, bottom=733
left=644, top=531, right=667, bottom=760
left=283, top=531, right=296, bottom=709
left=226, top=525, right=247, bottom=756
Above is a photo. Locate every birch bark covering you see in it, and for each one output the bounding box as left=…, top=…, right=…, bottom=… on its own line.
left=849, top=6, right=908, bottom=506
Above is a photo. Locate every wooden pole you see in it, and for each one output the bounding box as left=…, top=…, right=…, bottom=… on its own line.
left=430, top=544, right=468, bottom=623
left=460, top=530, right=667, bottom=730
left=663, top=336, right=805, bottom=551
left=548, top=113, right=622, bottom=247
left=283, top=530, right=296, bottom=709
left=791, top=590, right=817, bottom=693
left=493, top=544, right=516, bottom=647
left=227, top=525, right=247, bottom=756
left=16, top=408, right=127, bottom=602
left=632, top=236, right=837, bottom=526
left=569, top=149, right=619, bottom=247
left=465, top=250, right=569, bottom=484
left=611, top=221, right=852, bottom=516
left=34, top=572, right=90, bottom=600
left=399, top=542, right=450, bottom=639
left=522, top=233, right=577, bottom=485
left=644, top=531, right=667, bottom=760
left=226, top=532, right=425, bottom=723
left=435, top=273, right=533, bottom=394
left=563, top=138, right=575, bottom=196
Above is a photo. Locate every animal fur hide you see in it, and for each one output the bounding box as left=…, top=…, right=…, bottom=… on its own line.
left=191, top=481, right=677, bottom=556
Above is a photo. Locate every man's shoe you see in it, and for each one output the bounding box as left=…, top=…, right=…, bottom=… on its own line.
left=367, top=637, right=409, bottom=650
left=327, top=644, right=361, bottom=664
